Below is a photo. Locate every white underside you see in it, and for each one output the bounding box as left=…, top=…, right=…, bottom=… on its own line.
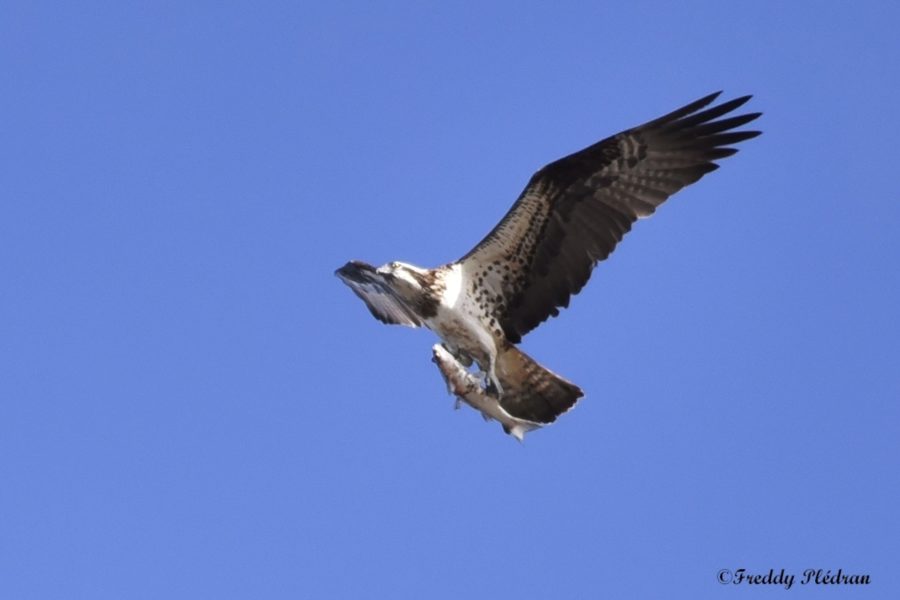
left=426, top=264, right=501, bottom=384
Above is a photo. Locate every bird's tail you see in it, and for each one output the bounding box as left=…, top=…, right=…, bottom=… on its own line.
left=495, top=345, right=584, bottom=425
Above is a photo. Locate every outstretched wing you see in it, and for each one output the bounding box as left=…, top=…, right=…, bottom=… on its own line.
left=335, top=261, right=423, bottom=327
left=458, top=92, right=761, bottom=343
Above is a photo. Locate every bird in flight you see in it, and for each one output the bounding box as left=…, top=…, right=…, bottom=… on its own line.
left=336, top=92, right=761, bottom=438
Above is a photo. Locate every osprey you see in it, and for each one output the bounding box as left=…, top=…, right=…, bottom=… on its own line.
left=336, top=92, right=761, bottom=438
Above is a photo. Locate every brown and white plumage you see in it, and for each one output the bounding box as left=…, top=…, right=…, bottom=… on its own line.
left=459, top=91, right=761, bottom=343
left=336, top=92, right=761, bottom=438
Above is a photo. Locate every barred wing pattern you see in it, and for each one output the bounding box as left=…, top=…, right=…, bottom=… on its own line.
left=459, top=92, right=761, bottom=343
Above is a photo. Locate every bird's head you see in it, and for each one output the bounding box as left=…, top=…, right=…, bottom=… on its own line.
left=335, top=260, right=428, bottom=297
left=376, top=261, right=429, bottom=291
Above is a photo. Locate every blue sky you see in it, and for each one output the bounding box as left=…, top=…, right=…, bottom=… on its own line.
left=2, top=2, right=899, bottom=598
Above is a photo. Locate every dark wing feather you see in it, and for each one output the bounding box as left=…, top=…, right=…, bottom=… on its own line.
left=458, top=92, right=761, bottom=343
left=341, top=277, right=424, bottom=328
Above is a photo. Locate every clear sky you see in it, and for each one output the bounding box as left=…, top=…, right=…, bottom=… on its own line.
left=2, top=2, right=899, bottom=598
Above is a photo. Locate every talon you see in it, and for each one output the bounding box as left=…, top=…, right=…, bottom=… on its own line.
left=487, top=365, right=504, bottom=397
left=442, top=342, right=473, bottom=367
left=484, top=376, right=503, bottom=398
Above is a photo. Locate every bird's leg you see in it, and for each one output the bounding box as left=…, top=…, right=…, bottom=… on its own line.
left=431, top=344, right=538, bottom=441
left=484, top=361, right=504, bottom=397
